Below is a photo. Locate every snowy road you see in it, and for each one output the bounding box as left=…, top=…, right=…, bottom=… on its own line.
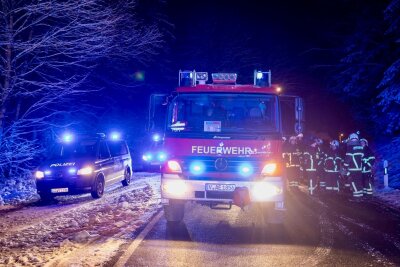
left=1, top=176, right=400, bottom=267
left=116, top=188, right=400, bottom=267
left=0, top=173, right=161, bottom=267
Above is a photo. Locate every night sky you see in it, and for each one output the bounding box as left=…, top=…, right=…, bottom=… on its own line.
left=89, top=0, right=388, bottom=142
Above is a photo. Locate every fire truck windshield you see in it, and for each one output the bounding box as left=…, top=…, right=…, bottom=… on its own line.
left=167, top=93, right=278, bottom=134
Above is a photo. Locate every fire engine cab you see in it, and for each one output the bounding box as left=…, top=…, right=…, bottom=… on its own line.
left=148, top=70, right=304, bottom=224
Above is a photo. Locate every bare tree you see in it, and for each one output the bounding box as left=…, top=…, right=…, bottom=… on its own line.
left=0, top=0, right=162, bottom=178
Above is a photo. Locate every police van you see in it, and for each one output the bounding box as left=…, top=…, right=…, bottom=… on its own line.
left=35, top=132, right=132, bottom=201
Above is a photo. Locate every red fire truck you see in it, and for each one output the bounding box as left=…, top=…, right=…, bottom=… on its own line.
left=148, top=70, right=304, bottom=224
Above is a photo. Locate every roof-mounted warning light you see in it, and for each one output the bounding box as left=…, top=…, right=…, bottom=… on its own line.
left=179, top=70, right=195, bottom=86
left=179, top=70, right=209, bottom=86
left=211, top=73, right=237, bottom=84
left=195, top=72, right=208, bottom=85
left=254, top=70, right=271, bottom=87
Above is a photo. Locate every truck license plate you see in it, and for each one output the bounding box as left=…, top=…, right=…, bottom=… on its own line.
left=51, top=188, right=68, bottom=193
left=205, top=184, right=235, bottom=192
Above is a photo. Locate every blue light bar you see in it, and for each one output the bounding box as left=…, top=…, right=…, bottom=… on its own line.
left=211, top=73, right=237, bottom=84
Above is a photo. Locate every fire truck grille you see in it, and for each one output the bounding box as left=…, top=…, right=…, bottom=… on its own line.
left=183, top=158, right=262, bottom=174
left=206, top=191, right=233, bottom=199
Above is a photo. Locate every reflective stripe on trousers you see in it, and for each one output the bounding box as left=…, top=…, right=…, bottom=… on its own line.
left=309, top=179, right=317, bottom=195
left=352, top=182, right=363, bottom=197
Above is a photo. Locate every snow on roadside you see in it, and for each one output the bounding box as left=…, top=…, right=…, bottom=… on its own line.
left=0, top=176, right=39, bottom=207
left=374, top=188, right=400, bottom=210
left=0, top=173, right=161, bottom=267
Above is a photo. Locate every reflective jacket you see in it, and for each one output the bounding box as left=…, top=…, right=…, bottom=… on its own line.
left=282, top=143, right=302, bottom=168
left=343, top=140, right=364, bottom=172
left=301, top=145, right=324, bottom=172
left=323, top=148, right=343, bottom=173
left=362, top=146, right=375, bottom=174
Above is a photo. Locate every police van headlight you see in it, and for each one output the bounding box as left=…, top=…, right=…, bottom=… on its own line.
left=77, top=166, right=93, bottom=175
left=35, top=171, right=44, bottom=179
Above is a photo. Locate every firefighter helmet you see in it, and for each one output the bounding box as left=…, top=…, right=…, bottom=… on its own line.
left=349, top=133, right=359, bottom=141
left=330, top=140, right=339, bottom=148
left=360, top=138, right=368, bottom=146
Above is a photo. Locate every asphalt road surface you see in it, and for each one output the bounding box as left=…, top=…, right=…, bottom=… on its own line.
left=116, top=189, right=400, bottom=267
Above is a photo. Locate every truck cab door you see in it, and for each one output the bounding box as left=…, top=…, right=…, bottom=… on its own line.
left=279, top=96, right=305, bottom=136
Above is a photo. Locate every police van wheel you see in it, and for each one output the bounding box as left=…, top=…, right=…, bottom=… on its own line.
left=164, top=200, right=184, bottom=223
left=91, top=176, right=105, bottom=199
left=121, top=168, right=131, bottom=187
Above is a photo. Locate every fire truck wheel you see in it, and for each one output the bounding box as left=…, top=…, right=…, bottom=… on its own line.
left=164, top=200, right=185, bottom=223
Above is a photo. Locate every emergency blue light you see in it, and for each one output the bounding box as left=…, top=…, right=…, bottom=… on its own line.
left=179, top=70, right=195, bottom=86
left=189, top=161, right=206, bottom=175
left=238, top=163, right=254, bottom=177
left=110, top=132, right=121, bottom=141
left=157, top=152, right=167, bottom=162
left=152, top=133, right=161, bottom=142
left=62, top=133, right=74, bottom=143
left=44, top=170, right=51, bottom=176
left=68, top=168, right=77, bottom=174
left=211, top=73, right=237, bottom=84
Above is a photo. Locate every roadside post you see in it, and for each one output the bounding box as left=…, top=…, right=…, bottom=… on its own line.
left=383, top=160, right=390, bottom=189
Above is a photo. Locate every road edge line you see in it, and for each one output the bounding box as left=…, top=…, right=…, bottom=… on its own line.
left=114, top=209, right=164, bottom=267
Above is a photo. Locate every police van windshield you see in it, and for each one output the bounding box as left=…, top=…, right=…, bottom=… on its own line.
left=167, top=93, right=278, bottom=134
left=50, top=140, right=97, bottom=159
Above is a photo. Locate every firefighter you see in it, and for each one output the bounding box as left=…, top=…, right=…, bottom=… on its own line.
left=323, top=140, right=343, bottom=193
left=301, top=137, right=324, bottom=195
left=343, top=133, right=364, bottom=198
left=282, top=136, right=302, bottom=190
left=316, top=138, right=327, bottom=192
left=339, top=139, right=351, bottom=191
left=360, top=138, right=375, bottom=196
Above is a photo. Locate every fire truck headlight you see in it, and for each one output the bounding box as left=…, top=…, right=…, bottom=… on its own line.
left=261, top=163, right=277, bottom=175
left=251, top=182, right=282, bottom=201
left=77, top=166, right=93, bottom=176
left=238, top=163, right=253, bottom=177
left=35, top=171, right=44, bottom=179
left=189, top=161, right=205, bottom=175
left=167, top=160, right=182, bottom=173
left=162, top=180, right=187, bottom=197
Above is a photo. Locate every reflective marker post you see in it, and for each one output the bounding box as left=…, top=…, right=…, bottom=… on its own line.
left=383, top=160, right=389, bottom=189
